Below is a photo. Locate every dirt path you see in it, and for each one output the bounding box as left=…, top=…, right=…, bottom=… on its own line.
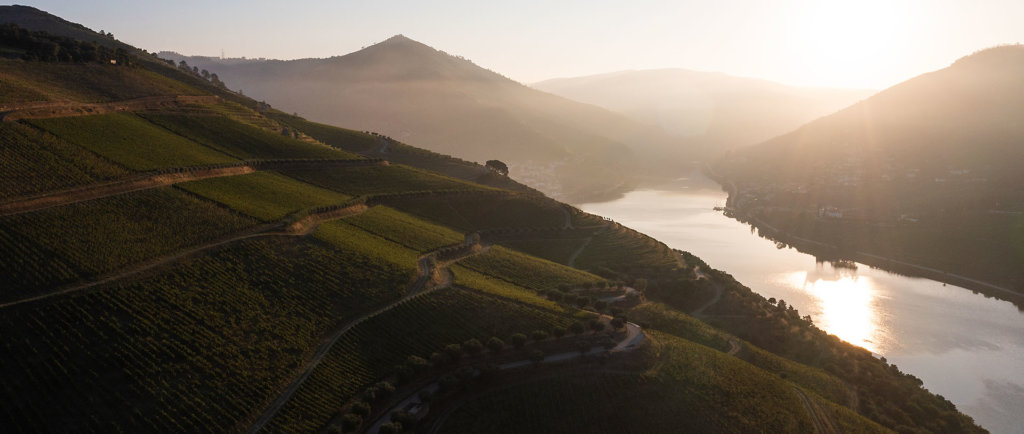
left=246, top=239, right=489, bottom=433
left=0, top=159, right=385, bottom=217
left=792, top=386, right=838, bottom=434
left=690, top=267, right=723, bottom=317
left=567, top=236, right=592, bottom=268
left=726, top=338, right=742, bottom=356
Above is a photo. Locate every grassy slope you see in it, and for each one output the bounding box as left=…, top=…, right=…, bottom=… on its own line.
left=0, top=61, right=206, bottom=103
left=283, top=164, right=487, bottom=196
left=0, top=188, right=255, bottom=301
left=0, top=121, right=128, bottom=199
left=267, top=287, right=576, bottom=432
left=438, top=331, right=889, bottom=434
left=27, top=113, right=238, bottom=170
left=339, top=206, right=464, bottom=251
left=0, top=237, right=408, bottom=433
left=139, top=113, right=351, bottom=159
left=178, top=171, right=350, bottom=221
left=459, top=245, right=606, bottom=291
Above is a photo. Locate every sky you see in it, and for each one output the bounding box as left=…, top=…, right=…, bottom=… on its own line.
left=18, top=0, right=1024, bottom=89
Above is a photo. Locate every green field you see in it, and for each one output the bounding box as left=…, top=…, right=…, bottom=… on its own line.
left=437, top=332, right=883, bottom=434
left=573, top=226, right=681, bottom=275
left=0, top=122, right=128, bottom=199
left=452, top=265, right=570, bottom=313
left=0, top=237, right=408, bottom=432
left=267, top=287, right=576, bottom=432
left=339, top=206, right=464, bottom=251
left=0, top=61, right=206, bottom=103
left=27, top=113, right=238, bottom=170
left=283, top=164, right=486, bottom=196
left=0, top=188, right=255, bottom=301
left=459, top=245, right=605, bottom=291
left=631, top=303, right=851, bottom=406
left=178, top=172, right=350, bottom=221
left=139, top=114, right=352, bottom=160
left=314, top=220, right=422, bottom=274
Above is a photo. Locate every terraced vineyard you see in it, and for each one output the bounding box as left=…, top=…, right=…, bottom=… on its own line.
left=0, top=237, right=408, bottom=433
left=436, top=332, right=882, bottom=433
left=459, top=245, right=605, bottom=291
left=0, top=188, right=255, bottom=301
left=573, top=226, right=681, bottom=274
left=390, top=194, right=565, bottom=231
left=313, top=220, right=421, bottom=273
left=0, top=122, right=128, bottom=200
left=178, top=172, right=350, bottom=221
left=451, top=265, right=570, bottom=313
left=283, top=164, right=485, bottom=196
left=27, top=113, right=238, bottom=170
left=338, top=206, right=464, bottom=251
left=497, top=237, right=589, bottom=265
left=266, top=287, right=576, bottom=432
left=140, top=114, right=350, bottom=160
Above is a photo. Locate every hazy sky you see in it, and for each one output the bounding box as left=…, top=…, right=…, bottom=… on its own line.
left=21, top=0, right=1024, bottom=89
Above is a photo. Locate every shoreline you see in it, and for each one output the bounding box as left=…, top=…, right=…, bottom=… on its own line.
left=702, top=164, right=1024, bottom=309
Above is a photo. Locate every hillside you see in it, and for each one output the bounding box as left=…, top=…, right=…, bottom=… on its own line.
left=0, top=8, right=984, bottom=434
left=714, top=45, right=1024, bottom=296
left=534, top=69, right=874, bottom=152
left=159, top=37, right=685, bottom=202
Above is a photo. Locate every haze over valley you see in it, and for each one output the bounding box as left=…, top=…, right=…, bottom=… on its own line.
left=2, top=2, right=1023, bottom=433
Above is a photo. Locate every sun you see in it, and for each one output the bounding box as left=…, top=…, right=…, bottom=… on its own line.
left=792, top=0, right=911, bottom=87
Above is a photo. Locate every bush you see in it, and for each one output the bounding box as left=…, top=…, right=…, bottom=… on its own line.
left=531, top=330, right=549, bottom=341
left=350, top=401, right=371, bottom=417
left=379, top=421, right=402, bottom=434
left=552, top=326, right=567, bottom=338
left=510, top=333, right=527, bottom=349
left=486, top=337, right=505, bottom=353
left=463, top=338, right=484, bottom=355
left=340, top=413, right=362, bottom=432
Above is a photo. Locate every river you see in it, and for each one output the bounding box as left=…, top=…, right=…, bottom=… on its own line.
left=578, top=172, right=1024, bottom=434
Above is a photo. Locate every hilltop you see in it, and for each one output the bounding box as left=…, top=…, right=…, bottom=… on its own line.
left=534, top=69, right=874, bottom=153
left=160, top=37, right=685, bottom=202
left=714, top=44, right=1024, bottom=298
left=0, top=7, right=984, bottom=434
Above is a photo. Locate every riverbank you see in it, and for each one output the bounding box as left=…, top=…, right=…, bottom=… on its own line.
left=702, top=164, right=1024, bottom=310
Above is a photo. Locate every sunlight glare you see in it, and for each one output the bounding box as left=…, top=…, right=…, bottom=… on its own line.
left=783, top=270, right=880, bottom=353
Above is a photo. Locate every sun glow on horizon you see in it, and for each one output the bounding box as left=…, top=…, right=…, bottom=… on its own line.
left=787, top=0, right=915, bottom=88
left=783, top=269, right=881, bottom=353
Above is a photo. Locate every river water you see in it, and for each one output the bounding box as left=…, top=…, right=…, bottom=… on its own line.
left=578, top=173, right=1024, bottom=434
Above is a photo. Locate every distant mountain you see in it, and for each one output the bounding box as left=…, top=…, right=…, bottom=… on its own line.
left=715, top=45, right=1024, bottom=293
left=534, top=69, right=874, bottom=152
left=162, top=37, right=685, bottom=202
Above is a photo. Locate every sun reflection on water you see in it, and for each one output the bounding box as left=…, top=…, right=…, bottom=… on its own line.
left=783, top=268, right=880, bottom=353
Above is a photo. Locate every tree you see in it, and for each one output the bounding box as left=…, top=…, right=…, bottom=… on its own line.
left=350, top=402, right=371, bottom=417
left=594, top=300, right=609, bottom=311
left=406, top=355, right=430, bottom=373
left=444, top=343, right=463, bottom=362
left=530, top=330, right=549, bottom=341
left=610, top=317, right=626, bottom=330
left=551, top=326, right=567, bottom=338
left=430, top=351, right=450, bottom=366
left=379, top=422, right=402, bottom=434
left=590, top=320, right=605, bottom=333
left=509, top=333, right=527, bottom=349
left=485, top=159, right=508, bottom=176
left=340, top=414, right=362, bottom=433
left=463, top=338, right=483, bottom=355
left=486, top=337, right=505, bottom=353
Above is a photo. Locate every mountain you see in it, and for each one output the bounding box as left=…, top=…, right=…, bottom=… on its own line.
left=0, top=7, right=983, bottom=433
left=534, top=69, right=874, bottom=152
left=715, top=44, right=1024, bottom=295
left=160, top=37, right=687, bottom=202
